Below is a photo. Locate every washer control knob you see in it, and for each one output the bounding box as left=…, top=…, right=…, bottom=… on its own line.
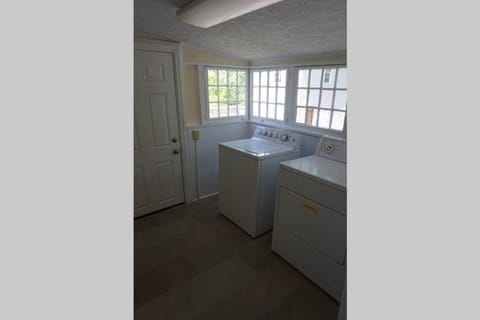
left=280, top=134, right=288, bottom=141
left=273, top=133, right=279, bottom=138
left=263, top=131, right=268, bottom=136
left=268, top=131, right=273, bottom=137
left=325, top=143, right=336, bottom=154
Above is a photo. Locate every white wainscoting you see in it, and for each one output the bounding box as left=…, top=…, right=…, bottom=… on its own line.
left=185, top=121, right=251, bottom=201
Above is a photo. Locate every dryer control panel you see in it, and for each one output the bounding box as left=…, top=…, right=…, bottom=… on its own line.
left=254, top=126, right=301, bottom=152
left=316, top=136, right=346, bottom=163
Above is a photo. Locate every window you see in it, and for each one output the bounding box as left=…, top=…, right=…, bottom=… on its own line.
left=251, top=69, right=287, bottom=121
left=295, top=66, right=347, bottom=131
left=206, top=67, right=247, bottom=119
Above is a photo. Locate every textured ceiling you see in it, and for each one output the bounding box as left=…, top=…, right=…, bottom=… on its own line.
left=134, top=0, right=346, bottom=61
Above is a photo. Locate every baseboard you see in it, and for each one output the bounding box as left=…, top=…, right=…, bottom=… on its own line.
left=190, top=192, right=219, bottom=202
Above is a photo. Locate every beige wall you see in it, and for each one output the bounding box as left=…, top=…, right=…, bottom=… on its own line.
left=249, top=52, right=347, bottom=67
left=182, top=65, right=201, bottom=125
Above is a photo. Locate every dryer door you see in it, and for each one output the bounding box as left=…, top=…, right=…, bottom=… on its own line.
left=276, top=187, right=346, bottom=265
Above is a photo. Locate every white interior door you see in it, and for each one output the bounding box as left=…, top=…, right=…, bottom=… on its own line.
left=134, top=47, right=184, bottom=217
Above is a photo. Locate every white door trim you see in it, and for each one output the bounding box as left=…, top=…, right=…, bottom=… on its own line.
left=134, top=39, right=193, bottom=204
left=175, top=44, right=194, bottom=203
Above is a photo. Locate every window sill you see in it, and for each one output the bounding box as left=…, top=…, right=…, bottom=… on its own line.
left=248, top=119, right=346, bottom=139
left=249, top=117, right=286, bottom=127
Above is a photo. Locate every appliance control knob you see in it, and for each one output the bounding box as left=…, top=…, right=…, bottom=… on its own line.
left=280, top=134, right=288, bottom=141
left=273, top=133, right=279, bottom=138
left=325, top=143, right=336, bottom=154
left=268, top=131, right=273, bottom=137
left=263, top=131, right=268, bottom=136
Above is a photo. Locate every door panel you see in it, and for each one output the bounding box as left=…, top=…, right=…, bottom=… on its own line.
left=156, top=161, right=175, bottom=201
left=134, top=47, right=184, bottom=217
left=147, top=94, right=170, bottom=147
left=143, top=62, right=165, bottom=81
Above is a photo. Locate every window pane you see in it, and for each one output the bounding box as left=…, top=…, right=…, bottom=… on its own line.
left=208, top=86, right=218, bottom=103
left=268, top=87, right=276, bottom=103
left=260, top=103, right=267, bottom=118
left=306, top=108, right=318, bottom=126
left=228, top=70, right=237, bottom=86
left=269, top=70, right=278, bottom=85
left=322, top=68, right=336, bottom=88
left=312, top=108, right=319, bottom=126
left=308, top=89, right=320, bottom=107
left=268, top=104, right=276, bottom=119
left=278, top=70, right=287, bottom=87
left=298, top=69, right=309, bottom=87
left=296, top=107, right=306, bottom=124
left=320, top=90, right=333, bottom=108
left=310, top=69, right=322, bottom=87
left=297, top=89, right=308, bottom=106
left=253, top=71, right=260, bottom=86
left=219, top=104, right=228, bottom=117
left=228, top=86, right=237, bottom=102
left=276, top=104, right=284, bottom=121
left=277, top=87, right=285, bottom=104
left=218, top=69, right=227, bottom=85
left=331, top=111, right=345, bottom=130
left=209, top=103, right=218, bottom=118
left=261, top=71, right=268, bottom=86
left=253, top=101, right=259, bottom=117
left=218, top=86, right=228, bottom=102
left=229, top=104, right=237, bottom=116
left=253, top=87, right=259, bottom=101
left=334, top=90, right=347, bottom=110
left=208, top=69, right=217, bottom=85
left=318, top=110, right=331, bottom=128
left=238, top=101, right=246, bottom=116
left=238, top=71, right=246, bottom=86
left=237, top=86, right=246, bottom=102
left=336, top=68, right=347, bottom=89
left=260, top=87, right=268, bottom=102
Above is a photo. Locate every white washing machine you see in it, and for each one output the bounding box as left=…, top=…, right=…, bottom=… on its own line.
left=272, top=136, right=346, bottom=301
left=219, top=126, right=301, bottom=238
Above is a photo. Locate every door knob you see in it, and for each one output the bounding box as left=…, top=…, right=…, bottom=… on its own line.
left=173, top=149, right=180, bottom=154
left=172, top=138, right=177, bottom=143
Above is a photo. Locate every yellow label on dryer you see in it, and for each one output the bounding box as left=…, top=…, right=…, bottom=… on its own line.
left=303, top=203, right=318, bottom=214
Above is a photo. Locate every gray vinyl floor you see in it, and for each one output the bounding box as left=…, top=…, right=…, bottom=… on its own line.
left=134, top=195, right=339, bottom=320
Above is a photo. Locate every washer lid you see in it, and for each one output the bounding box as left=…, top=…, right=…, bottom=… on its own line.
left=280, top=156, right=346, bottom=191
left=220, top=138, right=293, bottom=159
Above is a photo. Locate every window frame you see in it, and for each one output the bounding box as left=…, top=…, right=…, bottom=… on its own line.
left=197, top=62, right=347, bottom=138
left=199, top=64, right=249, bottom=124
left=291, top=64, right=347, bottom=133
left=249, top=67, right=289, bottom=125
